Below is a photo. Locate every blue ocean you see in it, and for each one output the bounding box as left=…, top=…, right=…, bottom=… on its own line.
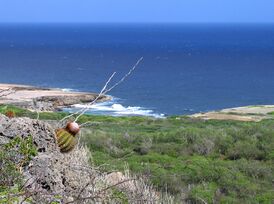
left=0, top=23, right=274, bottom=117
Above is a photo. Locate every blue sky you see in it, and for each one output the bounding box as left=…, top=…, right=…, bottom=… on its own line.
left=0, top=0, right=274, bottom=23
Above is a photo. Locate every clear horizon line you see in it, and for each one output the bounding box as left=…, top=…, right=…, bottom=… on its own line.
left=0, top=22, right=273, bottom=24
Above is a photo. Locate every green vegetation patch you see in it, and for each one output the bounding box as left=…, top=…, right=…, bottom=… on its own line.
left=0, top=136, right=37, bottom=203
left=1, top=105, right=274, bottom=203
left=80, top=115, right=274, bottom=203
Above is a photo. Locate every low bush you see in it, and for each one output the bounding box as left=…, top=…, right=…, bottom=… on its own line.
left=0, top=136, right=37, bottom=203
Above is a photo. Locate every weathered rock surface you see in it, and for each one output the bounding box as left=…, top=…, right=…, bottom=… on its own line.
left=0, top=114, right=167, bottom=203
left=0, top=115, right=56, bottom=152
left=0, top=114, right=109, bottom=203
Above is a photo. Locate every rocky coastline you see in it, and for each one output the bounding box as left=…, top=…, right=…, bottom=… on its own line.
left=0, top=83, right=111, bottom=111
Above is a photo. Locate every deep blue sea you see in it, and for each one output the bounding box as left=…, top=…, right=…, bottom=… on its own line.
left=0, top=23, right=274, bottom=117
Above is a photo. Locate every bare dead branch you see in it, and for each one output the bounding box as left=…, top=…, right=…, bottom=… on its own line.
left=59, top=72, right=116, bottom=123
left=59, top=57, right=143, bottom=124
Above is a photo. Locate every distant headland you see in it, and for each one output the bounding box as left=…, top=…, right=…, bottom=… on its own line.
left=1, top=83, right=274, bottom=122
left=0, top=83, right=111, bottom=112
left=191, top=105, right=274, bottom=122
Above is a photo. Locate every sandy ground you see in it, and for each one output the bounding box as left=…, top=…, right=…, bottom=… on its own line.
left=0, top=83, right=110, bottom=111
left=0, top=83, right=91, bottom=101
left=220, top=105, right=274, bottom=115
left=191, top=105, right=274, bottom=122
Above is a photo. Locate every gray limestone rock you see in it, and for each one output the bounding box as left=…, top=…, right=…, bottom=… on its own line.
left=0, top=115, right=57, bottom=152
left=0, top=114, right=106, bottom=203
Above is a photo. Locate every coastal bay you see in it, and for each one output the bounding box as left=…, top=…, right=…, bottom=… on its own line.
left=0, top=3, right=273, bottom=203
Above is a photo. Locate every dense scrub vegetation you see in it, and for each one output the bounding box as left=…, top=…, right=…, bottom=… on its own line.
left=0, top=136, right=37, bottom=203
left=0, top=105, right=273, bottom=203
left=80, top=116, right=274, bottom=203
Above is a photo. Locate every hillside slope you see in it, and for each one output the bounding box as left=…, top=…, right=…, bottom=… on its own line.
left=0, top=113, right=171, bottom=203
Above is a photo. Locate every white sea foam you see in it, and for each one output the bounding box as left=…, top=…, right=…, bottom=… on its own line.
left=61, top=88, right=76, bottom=92
left=70, top=100, right=165, bottom=118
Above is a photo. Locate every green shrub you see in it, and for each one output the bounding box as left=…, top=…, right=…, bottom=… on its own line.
left=226, top=141, right=264, bottom=160
left=0, top=136, right=37, bottom=203
left=255, top=192, right=274, bottom=204
left=190, top=182, right=218, bottom=203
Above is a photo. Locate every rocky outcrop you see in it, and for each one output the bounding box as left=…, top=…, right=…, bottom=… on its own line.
left=0, top=115, right=56, bottom=152
left=0, top=114, right=110, bottom=203
left=32, top=94, right=111, bottom=111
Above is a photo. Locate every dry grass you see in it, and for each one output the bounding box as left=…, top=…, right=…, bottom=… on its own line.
left=37, top=145, right=175, bottom=204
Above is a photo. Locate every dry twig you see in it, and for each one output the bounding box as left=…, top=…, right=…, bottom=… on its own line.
left=60, top=57, right=143, bottom=123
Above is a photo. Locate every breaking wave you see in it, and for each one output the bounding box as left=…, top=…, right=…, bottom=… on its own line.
left=61, top=88, right=77, bottom=92
left=63, top=98, right=165, bottom=118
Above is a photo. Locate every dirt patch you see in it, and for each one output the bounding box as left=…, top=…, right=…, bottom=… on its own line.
left=191, top=105, right=274, bottom=122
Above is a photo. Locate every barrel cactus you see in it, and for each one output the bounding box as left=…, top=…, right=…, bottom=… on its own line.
left=55, top=122, right=80, bottom=152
